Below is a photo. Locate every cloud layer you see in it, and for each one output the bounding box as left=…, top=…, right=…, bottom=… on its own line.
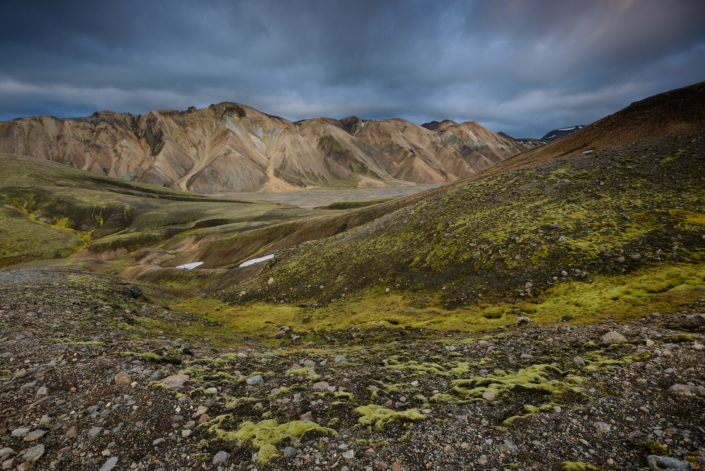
left=1, top=0, right=704, bottom=137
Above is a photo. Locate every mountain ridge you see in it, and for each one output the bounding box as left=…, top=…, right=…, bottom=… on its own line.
left=0, top=104, right=537, bottom=194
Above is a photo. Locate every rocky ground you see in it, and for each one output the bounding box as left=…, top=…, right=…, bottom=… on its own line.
left=1, top=269, right=705, bottom=471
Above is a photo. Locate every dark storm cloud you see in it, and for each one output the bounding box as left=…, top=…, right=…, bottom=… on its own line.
left=1, top=0, right=704, bottom=137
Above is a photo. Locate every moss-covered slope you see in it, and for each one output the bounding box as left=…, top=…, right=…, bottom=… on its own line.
left=229, top=130, right=705, bottom=308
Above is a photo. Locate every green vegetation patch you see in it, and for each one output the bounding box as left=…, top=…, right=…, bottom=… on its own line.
left=354, top=405, right=427, bottom=432
left=202, top=415, right=336, bottom=464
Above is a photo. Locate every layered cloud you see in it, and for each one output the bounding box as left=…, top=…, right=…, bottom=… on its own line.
left=1, top=0, right=703, bottom=137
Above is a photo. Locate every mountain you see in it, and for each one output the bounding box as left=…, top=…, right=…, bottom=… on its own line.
left=540, top=125, right=584, bottom=141
left=0, top=105, right=530, bottom=194
left=497, top=131, right=546, bottom=146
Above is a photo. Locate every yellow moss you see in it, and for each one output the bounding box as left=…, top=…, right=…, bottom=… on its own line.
left=560, top=462, right=602, bottom=471
left=354, top=405, right=427, bottom=432
left=450, top=364, right=583, bottom=400
left=202, top=415, right=336, bottom=464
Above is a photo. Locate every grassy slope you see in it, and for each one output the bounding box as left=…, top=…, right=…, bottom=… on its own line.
left=224, top=130, right=705, bottom=330
left=0, top=154, right=338, bottom=268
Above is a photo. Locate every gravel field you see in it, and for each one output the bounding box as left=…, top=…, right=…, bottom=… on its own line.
left=1, top=269, right=704, bottom=471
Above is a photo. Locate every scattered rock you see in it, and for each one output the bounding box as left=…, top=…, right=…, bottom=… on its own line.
left=114, top=372, right=131, bottom=386
left=515, top=316, right=531, bottom=327
left=246, top=375, right=264, bottom=385
left=99, top=456, right=119, bottom=471
left=22, top=445, right=44, bottom=463
left=162, top=374, right=189, bottom=389
left=482, top=390, right=496, bottom=401
left=283, top=447, right=297, bottom=457
left=212, top=451, right=230, bottom=465
left=601, top=331, right=626, bottom=343
left=647, top=455, right=692, bottom=471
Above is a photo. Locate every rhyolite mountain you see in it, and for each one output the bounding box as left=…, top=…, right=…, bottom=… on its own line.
left=0, top=104, right=534, bottom=194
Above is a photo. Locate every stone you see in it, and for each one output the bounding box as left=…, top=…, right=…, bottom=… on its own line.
left=114, top=372, right=132, bottom=386
left=343, top=450, right=354, bottom=459
left=647, top=455, right=692, bottom=471
left=283, top=447, right=297, bottom=457
left=313, top=381, right=330, bottom=391
left=669, top=384, right=705, bottom=397
left=246, top=375, right=264, bottom=385
left=300, top=411, right=312, bottom=422
left=65, top=426, right=78, bottom=438
left=212, top=451, right=231, bottom=465
left=35, top=386, right=48, bottom=396
left=23, top=430, right=46, bottom=442
left=573, top=356, right=586, bottom=367
left=16, top=462, right=29, bottom=471
left=482, top=390, right=496, bottom=401
left=99, top=456, right=119, bottom=471
left=10, top=428, right=29, bottom=437
left=162, top=375, right=189, bottom=389
left=182, top=430, right=192, bottom=438
left=152, top=438, right=165, bottom=446
left=89, top=427, right=103, bottom=438
left=13, top=369, right=27, bottom=379
left=198, top=414, right=209, bottom=424
left=515, top=316, right=531, bottom=327
left=196, top=406, right=208, bottom=415
left=334, top=355, right=347, bottom=364
left=594, top=422, right=611, bottom=433
left=123, top=286, right=142, bottom=298
left=0, top=450, right=12, bottom=460
left=601, top=331, right=626, bottom=343
left=22, top=444, right=44, bottom=463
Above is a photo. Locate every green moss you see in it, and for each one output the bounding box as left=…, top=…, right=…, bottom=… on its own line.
left=0, top=370, right=11, bottom=378
left=226, top=397, right=258, bottom=409
left=665, top=334, right=695, bottom=343
left=560, top=462, right=601, bottom=471
left=502, top=404, right=556, bottom=426
left=202, top=415, right=336, bottom=464
left=287, top=368, right=310, bottom=376
left=354, top=405, right=427, bottom=432
left=449, top=364, right=583, bottom=400
left=636, top=441, right=668, bottom=456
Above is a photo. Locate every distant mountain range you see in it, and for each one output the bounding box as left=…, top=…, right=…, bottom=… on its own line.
left=0, top=106, right=541, bottom=194
left=541, top=125, right=585, bottom=141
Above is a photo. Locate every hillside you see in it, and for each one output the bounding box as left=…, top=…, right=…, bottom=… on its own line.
left=0, top=105, right=528, bottom=194
left=0, top=154, right=341, bottom=269
left=229, top=128, right=705, bottom=315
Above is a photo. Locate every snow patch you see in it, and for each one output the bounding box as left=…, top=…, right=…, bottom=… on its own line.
left=558, top=127, right=577, bottom=131
left=239, top=254, right=274, bottom=268
left=176, top=262, right=203, bottom=270
left=468, top=130, right=477, bottom=141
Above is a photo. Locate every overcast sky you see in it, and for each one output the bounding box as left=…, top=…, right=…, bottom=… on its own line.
left=1, top=0, right=704, bottom=138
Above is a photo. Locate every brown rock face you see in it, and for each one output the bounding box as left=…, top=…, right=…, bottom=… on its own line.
left=0, top=103, right=528, bottom=193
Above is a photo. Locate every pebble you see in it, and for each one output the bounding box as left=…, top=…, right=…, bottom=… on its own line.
left=162, top=374, right=189, bottom=389
left=283, top=447, right=297, bottom=457
left=247, top=375, right=264, bottom=385
left=99, top=456, right=119, bottom=471
left=212, top=451, right=231, bottom=465
left=22, top=444, right=44, bottom=463
left=114, top=372, right=131, bottom=386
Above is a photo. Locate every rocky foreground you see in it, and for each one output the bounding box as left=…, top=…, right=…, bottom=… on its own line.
left=1, top=269, right=705, bottom=471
